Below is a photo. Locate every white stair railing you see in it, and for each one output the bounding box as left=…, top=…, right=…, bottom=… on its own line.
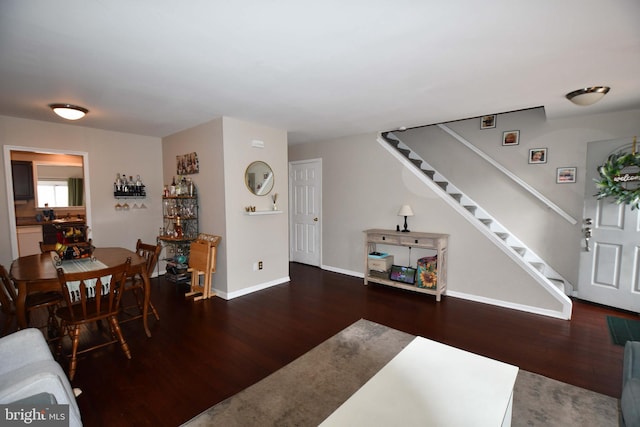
left=437, top=124, right=577, bottom=225
left=378, top=132, right=573, bottom=320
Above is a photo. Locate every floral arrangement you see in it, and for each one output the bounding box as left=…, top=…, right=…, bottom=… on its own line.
left=595, top=151, right=640, bottom=209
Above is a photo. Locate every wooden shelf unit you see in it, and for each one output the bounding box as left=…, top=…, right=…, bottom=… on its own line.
left=364, top=229, right=448, bottom=301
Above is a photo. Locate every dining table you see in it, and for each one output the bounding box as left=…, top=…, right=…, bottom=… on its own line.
left=9, top=247, right=154, bottom=338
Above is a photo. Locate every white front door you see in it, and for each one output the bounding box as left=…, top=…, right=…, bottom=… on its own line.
left=289, top=159, right=321, bottom=266
left=577, top=138, right=640, bottom=313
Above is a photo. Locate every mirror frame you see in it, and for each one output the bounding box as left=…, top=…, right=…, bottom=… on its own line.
left=245, top=161, right=274, bottom=196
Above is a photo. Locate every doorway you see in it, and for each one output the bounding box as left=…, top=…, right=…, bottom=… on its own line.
left=577, top=138, right=640, bottom=312
left=4, top=145, right=91, bottom=260
left=289, top=159, right=322, bottom=266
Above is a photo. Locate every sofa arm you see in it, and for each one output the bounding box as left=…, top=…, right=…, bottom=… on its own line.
left=624, top=341, right=640, bottom=388
left=0, top=360, right=82, bottom=427
left=0, top=329, right=54, bottom=377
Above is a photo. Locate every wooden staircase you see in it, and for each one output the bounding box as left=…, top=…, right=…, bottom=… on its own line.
left=379, top=131, right=573, bottom=319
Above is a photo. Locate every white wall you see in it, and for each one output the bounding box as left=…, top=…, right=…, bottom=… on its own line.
left=288, top=108, right=640, bottom=316
left=400, top=108, right=640, bottom=287
left=222, top=117, right=289, bottom=297
left=162, top=118, right=227, bottom=291
left=0, top=115, right=163, bottom=267
left=162, top=116, right=289, bottom=298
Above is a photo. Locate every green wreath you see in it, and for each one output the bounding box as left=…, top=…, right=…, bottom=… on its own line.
left=595, top=151, right=640, bottom=209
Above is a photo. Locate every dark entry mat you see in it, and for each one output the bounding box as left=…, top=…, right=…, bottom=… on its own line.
left=606, top=315, right=640, bottom=346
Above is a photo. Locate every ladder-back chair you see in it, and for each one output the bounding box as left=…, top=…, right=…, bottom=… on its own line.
left=55, top=258, right=132, bottom=380
left=0, top=264, right=62, bottom=338
left=120, top=239, right=161, bottom=324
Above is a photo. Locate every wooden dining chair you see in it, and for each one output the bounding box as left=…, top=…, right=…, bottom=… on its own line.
left=55, top=258, right=132, bottom=380
left=0, top=264, right=63, bottom=338
left=120, top=239, right=161, bottom=324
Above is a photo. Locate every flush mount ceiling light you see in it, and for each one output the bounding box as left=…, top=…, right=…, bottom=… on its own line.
left=565, top=86, right=610, bottom=106
left=48, top=103, right=89, bottom=120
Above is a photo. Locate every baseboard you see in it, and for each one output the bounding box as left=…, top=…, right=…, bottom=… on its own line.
left=214, top=276, right=291, bottom=300
left=446, top=290, right=570, bottom=320
left=321, top=264, right=363, bottom=279
left=318, top=265, right=570, bottom=320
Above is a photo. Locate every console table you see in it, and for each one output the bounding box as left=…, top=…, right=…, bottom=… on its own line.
left=364, top=229, right=448, bottom=301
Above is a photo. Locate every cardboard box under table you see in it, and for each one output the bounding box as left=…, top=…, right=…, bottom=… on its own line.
left=368, top=253, right=393, bottom=278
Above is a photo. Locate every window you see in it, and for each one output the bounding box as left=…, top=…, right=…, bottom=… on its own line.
left=37, top=180, right=68, bottom=208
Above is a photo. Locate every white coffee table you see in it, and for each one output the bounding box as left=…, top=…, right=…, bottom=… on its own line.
left=320, top=336, right=519, bottom=427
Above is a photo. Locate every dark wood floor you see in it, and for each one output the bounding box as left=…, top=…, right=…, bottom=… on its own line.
left=20, top=263, right=640, bottom=426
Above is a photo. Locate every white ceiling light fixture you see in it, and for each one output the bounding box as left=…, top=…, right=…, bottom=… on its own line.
left=48, top=103, right=89, bottom=120
left=565, top=86, right=610, bottom=106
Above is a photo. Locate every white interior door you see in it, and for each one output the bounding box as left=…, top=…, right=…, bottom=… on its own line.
left=578, top=139, right=640, bottom=313
left=289, top=159, right=321, bottom=266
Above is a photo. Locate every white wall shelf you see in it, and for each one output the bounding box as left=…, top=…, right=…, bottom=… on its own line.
left=245, top=210, right=283, bottom=215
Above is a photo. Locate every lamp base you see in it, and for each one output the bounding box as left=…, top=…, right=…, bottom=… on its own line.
left=401, top=216, right=410, bottom=232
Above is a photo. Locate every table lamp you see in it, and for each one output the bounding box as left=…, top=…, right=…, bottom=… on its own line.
left=398, top=205, right=414, bottom=233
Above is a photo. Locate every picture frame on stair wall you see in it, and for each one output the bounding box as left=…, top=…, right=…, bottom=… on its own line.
left=556, top=167, right=576, bottom=184
left=528, top=147, right=547, bottom=164
left=502, top=130, right=520, bottom=146
left=480, top=115, right=496, bottom=129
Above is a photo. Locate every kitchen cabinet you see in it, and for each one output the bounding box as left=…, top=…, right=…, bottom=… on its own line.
left=11, top=161, right=34, bottom=200
left=17, top=225, right=42, bottom=257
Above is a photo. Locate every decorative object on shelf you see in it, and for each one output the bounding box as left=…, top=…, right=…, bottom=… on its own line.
left=417, top=256, right=438, bottom=289
left=244, top=206, right=257, bottom=212
left=595, top=139, right=640, bottom=208
left=480, top=114, right=496, bottom=129
left=245, top=161, right=274, bottom=196
left=48, top=103, right=89, bottom=120
left=113, top=173, right=146, bottom=198
left=528, top=148, right=547, bottom=164
left=177, top=152, right=199, bottom=175
left=397, top=205, right=414, bottom=233
left=502, top=130, right=520, bottom=146
left=557, top=167, right=577, bottom=184
left=272, top=193, right=278, bottom=210
left=565, top=86, right=610, bottom=106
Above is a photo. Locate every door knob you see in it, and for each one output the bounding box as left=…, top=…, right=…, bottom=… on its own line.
left=313, top=217, right=319, bottom=222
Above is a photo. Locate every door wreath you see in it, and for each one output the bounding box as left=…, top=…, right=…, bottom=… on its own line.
left=595, top=148, right=640, bottom=209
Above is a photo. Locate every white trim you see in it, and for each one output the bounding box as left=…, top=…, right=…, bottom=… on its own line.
left=377, top=134, right=573, bottom=320
left=445, top=290, right=570, bottom=320
left=321, top=265, right=362, bottom=279
left=214, top=276, right=290, bottom=300
left=4, top=145, right=92, bottom=260
left=437, top=124, right=577, bottom=225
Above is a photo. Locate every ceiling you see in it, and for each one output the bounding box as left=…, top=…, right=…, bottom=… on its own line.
left=1, top=1, right=639, bottom=144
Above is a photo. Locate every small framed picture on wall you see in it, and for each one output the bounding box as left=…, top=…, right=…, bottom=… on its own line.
left=502, top=130, right=520, bottom=146
left=557, top=167, right=576, bottom=183
left=480, top=115, right=496, bottom=129
left=528, top=148, right=547, bottom=164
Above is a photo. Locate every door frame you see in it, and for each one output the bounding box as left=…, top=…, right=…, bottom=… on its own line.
left=577, top=137, right=639, bottom=311
left=3, top=145, right=92, bottom=260
left=288, top=158, right=322, bottom=267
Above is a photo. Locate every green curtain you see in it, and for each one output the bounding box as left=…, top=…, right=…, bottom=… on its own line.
left=68, top=178, right=84, bottom=206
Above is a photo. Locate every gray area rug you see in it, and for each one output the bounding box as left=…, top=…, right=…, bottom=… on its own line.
left=183, top=319, right=619, bottom=426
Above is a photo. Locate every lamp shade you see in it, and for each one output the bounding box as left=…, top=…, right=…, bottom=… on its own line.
left=565, top=86, right=610, bottom=106
left=398, top=205, right=414, bottom=217
left=49, top=103, right=88, bottom=120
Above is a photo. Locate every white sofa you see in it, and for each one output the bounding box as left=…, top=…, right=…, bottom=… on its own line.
left=0, top=328, right=81, bottom=426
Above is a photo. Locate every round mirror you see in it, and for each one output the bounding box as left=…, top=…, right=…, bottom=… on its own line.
left=245, top=161, right=274, bottom=196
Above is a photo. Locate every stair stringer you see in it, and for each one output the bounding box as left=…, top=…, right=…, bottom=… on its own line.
left=377, top=132, right=572, bottom=320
